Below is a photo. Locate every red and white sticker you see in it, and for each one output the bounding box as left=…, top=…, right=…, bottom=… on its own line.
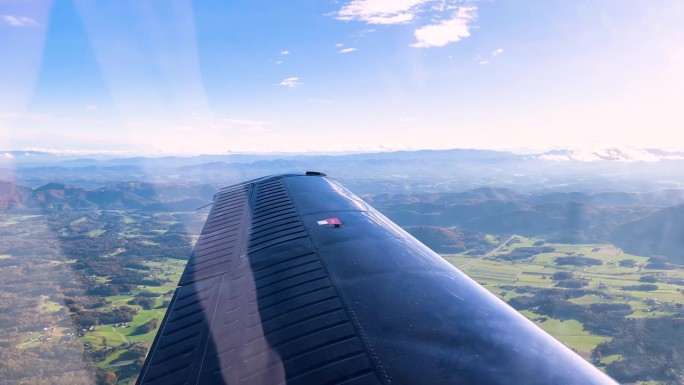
left=317, top=218, right=342, bottom=226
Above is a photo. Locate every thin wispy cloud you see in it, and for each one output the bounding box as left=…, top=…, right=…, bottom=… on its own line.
left=16, top=148, right=135, bottom=156
left=0, top=15, right=38, bottom=27
left=275, top=77, right=303, bottom=88
left=0, top=112, right=103, bottom=125
left=206, top=118, right=272, bottom=135
left=308, top=98, right=333, bottom=104
left=411, top=6, right=477, bottom=48
left=355, top=28, right=376, bottom=37
left=334, top=0, right=428, bottom=25
left=335, top=43, right=345, bottom=48
left=474, top=47, right=504, bottom=64
left=280, top=50, right=290, bottom=55
left=338, top=47, right=358, bottom=54
left=275, top=60, right=283, bottom=65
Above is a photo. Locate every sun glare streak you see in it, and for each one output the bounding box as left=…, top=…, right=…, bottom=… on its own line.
left=73, top=0, right=211, bottom=138
left=0, top=0, right=51, bottom=154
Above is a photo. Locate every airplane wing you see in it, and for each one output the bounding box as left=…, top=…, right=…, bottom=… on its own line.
left=135, top=173, right=618, bottom=385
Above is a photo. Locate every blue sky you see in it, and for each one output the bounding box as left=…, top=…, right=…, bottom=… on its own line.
left=1, top=0, right=683, bottom=155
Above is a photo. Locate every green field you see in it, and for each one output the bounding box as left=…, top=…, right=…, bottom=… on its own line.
left=3, top=206, right=676, bottom=385
left=445, top=235, right=684, bottom=368
left=447, top=236, right=684, bottom=303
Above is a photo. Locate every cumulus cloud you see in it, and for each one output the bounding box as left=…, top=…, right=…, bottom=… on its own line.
left=333, top=1, right=478, bottom=48
left=1, top=15, right=38, bottom=27
left=275, top=77, right=303, bottom=88
left=338, top=47, right=358, bottom=53
left=411, top=6, right=477, bottom=48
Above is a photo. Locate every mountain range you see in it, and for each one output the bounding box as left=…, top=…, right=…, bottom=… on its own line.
left=2, top=148, right=683, bottom=194
left=2, top=179, right=682, bottom=263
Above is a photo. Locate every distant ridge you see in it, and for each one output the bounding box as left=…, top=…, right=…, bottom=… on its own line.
left=611, top=204, right=684, bottom=262
left=0, top=181, right=214, bottom=213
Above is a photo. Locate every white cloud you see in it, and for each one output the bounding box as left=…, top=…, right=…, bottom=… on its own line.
left=411, top=6, right=477, bottom=48
left=479, top=60, right=490, bottom=65
left=18, top=148, right=134, bottom=156
left=275, top=77, right=303, bottom=88
left=309, top=98, right=333, bottom=104
left=491, top=48, right=504, bottom=56
left=356, top=28, right=376, bottom=36
left=205, top=118, right=272, bottom=134
left=537, top=147, right=668, bottom=162
left=333, top=1, right=476, bottom=47
left=334, top=0, right=430, bottom=25
left=233, top=121, right=269, bottom=134
left=1, top=15, right=38, bottom=27
left=280, top=50, right=290, bottom=55
left=275, top=60, right=283, bottom=65
left=338, top=47, right=358, bottom=54
left=336, top=43, right=345, bottom=48
left=0, top=153, right=14, bottom=159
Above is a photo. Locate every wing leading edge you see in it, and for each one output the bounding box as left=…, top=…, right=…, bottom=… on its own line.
left=136, top=173, right=618, bottom=385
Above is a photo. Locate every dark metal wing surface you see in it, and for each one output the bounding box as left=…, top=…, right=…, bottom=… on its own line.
left=136, top=173, right=618, bottom=385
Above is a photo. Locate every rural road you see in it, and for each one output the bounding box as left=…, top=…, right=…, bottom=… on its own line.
left=113, top=327, right=128, bottom=343
left=459, top=235, right=518, bottom=270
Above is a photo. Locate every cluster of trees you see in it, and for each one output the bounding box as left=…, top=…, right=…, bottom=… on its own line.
left=128, top=297, right=157, bottom=310
left=0, top=341, right=96, bottom=385
left=496, top=246, right=556, bottom=261
left=134, top=318, right=159, bottom=335
left=645, top=255, right=677, bottom=270
left=550, top=272, right=590, bottom=288
left=505, top=286, right=684, bottom=382
left=72, top=307, right=138, bottom=329
left=619, top=259, right=637, bottom=267
left=0, top=208, right=205, bottom=384
left=592, top=317, right=684, bottom=383
left=507, top=288, right=632, bottom=335
left=555, top=256, right=603, bottom=266
left=621, top=284, right=659, bottom=291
